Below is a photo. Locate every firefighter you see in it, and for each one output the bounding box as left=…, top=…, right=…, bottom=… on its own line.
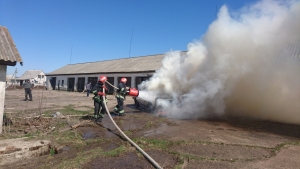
left=113, top=77, right=127, bottom=116
left=92, top=76, right=109, bottom=122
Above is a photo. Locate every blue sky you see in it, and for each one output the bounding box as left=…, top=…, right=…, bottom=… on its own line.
left=1, top=0, right=257, bottom=76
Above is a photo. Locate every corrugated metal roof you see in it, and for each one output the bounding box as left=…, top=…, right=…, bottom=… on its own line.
left=0, top=26, right=23, bottom=65
left=47, top=53, right=169, bottom=75
left=17, top=70, right=43, bottom=80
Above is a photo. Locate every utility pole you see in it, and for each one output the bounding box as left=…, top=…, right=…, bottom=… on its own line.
left=70, top=45, right=73, bottom=64
left=10, top=68, right=17, bottom=89
left=215, top=5, right=218, bottom=19
left=129, top=29, right=133, bottom=58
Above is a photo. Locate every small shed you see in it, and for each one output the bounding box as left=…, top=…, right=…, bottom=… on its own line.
left=0, top=26, right=23, bottom=134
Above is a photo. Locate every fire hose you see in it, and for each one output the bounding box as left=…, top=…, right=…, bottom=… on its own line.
left=101, top=81, right=163, bottom=169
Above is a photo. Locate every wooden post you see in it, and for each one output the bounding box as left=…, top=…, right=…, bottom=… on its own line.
left=0, top=65, right=7, bottom=134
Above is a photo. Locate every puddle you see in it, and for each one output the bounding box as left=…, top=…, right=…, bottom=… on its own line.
left=61, top=146, right=71, bottom=151
left=81, top=126, right=117, bottom=139
left=126, top=104, right=137, bottom=109
left=102, top=118, right=145, bottom=131
left=143, top=123, right=167, bottom=137
left=83, top=131, right=96, bottom=139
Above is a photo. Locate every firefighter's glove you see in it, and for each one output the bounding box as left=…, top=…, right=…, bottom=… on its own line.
left=103, top=85, right=108, bottom=90
left=98, top=92, right=105, bottom=96
left=93, top=96, right=101, bottom=103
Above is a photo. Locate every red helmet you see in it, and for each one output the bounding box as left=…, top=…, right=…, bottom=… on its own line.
left=120, top=77, right=127, bottom=83
left=98, top=76, right=107, bottom=83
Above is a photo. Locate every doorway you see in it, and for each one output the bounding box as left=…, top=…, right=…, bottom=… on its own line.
left=106, top=77, right=114, bottom=94
left=67, top=78, right=75, bottom=91
left=50, top=77, right=56, bottom=90
left=77, top=77, right=85, bottom=92
left=88, top=77, right=98, bottom=90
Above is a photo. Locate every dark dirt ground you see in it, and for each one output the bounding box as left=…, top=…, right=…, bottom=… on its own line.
left=1, top=88, right=300, bottom=169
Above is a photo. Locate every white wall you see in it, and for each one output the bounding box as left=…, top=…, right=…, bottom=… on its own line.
left=46, top=72, right=153, bottom=91
left=33, top=72, right=46, bottom=85
left=0, top=65, right=7, bottom=134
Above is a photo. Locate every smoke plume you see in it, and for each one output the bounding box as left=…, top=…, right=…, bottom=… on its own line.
left=138, top=0, right=300, bottom=124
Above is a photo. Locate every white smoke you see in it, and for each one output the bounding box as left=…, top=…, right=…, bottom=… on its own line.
left=138, top=0, right=300, bottom=124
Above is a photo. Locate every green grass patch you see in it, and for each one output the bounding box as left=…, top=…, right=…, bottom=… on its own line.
left=271, top=141, right=300, bottom=154
left=133, top=137, right=171, bottom=150
left=41, top=104, right=92, bottom=117
left=23, top=134, right=36, bottom=140
left=103, top=145, right=127, bottom=157
left=49, top=148, right=55, bottom=155
left=61, top=105, right=91, bottom=115
left=145, top=121, right=153, bottom=128
left=123, top=130, right=133, bottom=135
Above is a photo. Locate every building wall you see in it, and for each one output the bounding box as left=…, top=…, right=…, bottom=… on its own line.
left=46, top=72, right=153, bottom=92
left=32, top=72, right=46, bottom=85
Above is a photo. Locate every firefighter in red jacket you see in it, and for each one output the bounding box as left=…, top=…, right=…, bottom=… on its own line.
left=113, top=77, right=127, bottom=116
left=92, top=76, right=109, bottom=122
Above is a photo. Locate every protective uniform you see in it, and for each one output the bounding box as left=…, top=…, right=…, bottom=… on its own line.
left=92, top=76, right=109, bottom=122
left=113, top=77, right=127, bottom=116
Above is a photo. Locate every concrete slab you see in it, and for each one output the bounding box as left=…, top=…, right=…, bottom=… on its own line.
left=0, top=138, right=51, bottom=165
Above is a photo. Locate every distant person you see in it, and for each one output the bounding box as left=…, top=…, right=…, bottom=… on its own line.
left=86, top=82, right=92, bottom=97
left=22, top=79, right=34, bottom=101
left=44, top=82, right=48, bottom=90
left=92, top=76, right=109, bottom=122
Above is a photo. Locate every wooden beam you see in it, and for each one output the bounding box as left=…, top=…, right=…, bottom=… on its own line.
left=0, top=60, right=17, bottom=66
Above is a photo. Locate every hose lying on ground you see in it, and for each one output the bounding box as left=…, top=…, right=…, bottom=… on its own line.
left=102, top=82, right=163, bottom=169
